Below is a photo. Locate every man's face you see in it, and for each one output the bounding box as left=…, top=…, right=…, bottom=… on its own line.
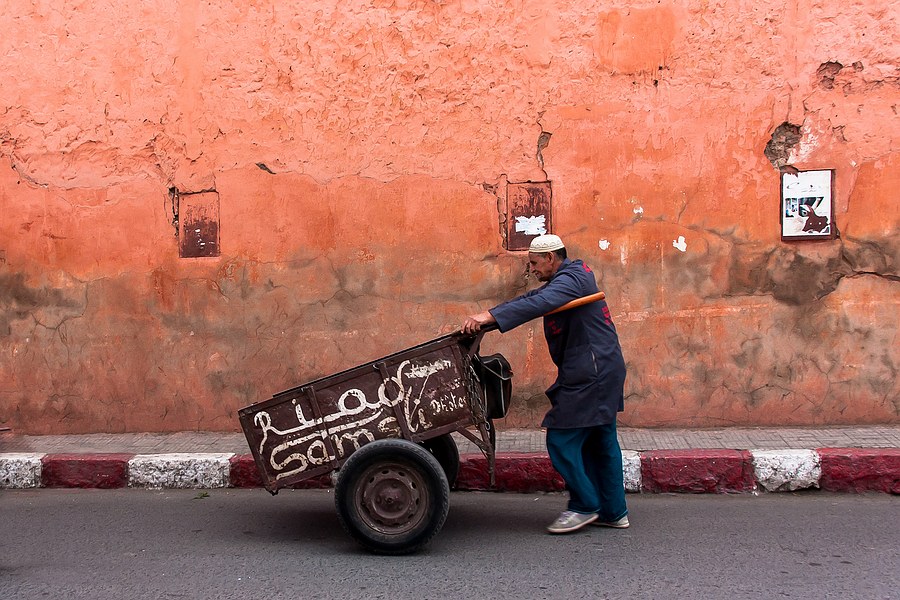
left=528, top=252, right=557, bottom=282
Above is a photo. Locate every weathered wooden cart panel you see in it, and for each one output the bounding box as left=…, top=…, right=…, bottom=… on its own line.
left=239, top=334, right=485, bottom=493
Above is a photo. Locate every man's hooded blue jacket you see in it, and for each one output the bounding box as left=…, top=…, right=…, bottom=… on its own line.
left=489, top=258, right=626, bottom=429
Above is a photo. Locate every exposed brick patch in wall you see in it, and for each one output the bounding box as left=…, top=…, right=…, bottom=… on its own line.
left=832, top=125, right=847, bottom=142
left=166, top=187, right=180, bottom=235
left=764, top=122, right=801, bottom=169
left=536, top=131, right=552, bottom=172
left=816, top=61, right=844, bottom=90
left=481, top=182, right=499, bottom=195
left=484, top=175, right=509, bottom=247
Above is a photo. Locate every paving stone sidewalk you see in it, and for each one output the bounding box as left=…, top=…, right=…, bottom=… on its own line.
left=3, top=426, right=899, bottom=455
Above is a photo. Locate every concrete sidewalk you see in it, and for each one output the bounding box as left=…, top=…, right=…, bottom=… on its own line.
left=2, top=426, right=898, bottom=494
left=4, top=425, right=900, bottom=454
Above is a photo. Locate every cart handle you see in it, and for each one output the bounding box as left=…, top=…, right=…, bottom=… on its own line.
left=544, top=291, right=605, bottom=315
left=474, top=291, right=606, bottom=334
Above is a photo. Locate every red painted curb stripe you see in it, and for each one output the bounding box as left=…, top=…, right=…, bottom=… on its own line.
left=229, top=455, right=264, bottom=488
left=41, top=454, right=134, bottom=489
left=229, top=455, right=331, bottom=489
left=456, top=453, right=564, bottom=492
left=641, top=449, right=755, bottom=494
left=818, top=448, right=900, bottom=494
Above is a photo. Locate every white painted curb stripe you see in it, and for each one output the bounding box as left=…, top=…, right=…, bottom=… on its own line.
left=622, top=450, right=642, bottom=492
left=750, top=449, right=821, bottom=492
left=128, top=453, right=234, bottom=489
left=0, top=453, right=44, bottom=488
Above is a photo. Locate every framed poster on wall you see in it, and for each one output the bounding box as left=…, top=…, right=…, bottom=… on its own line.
left=780, top=169, right=835, bottom=241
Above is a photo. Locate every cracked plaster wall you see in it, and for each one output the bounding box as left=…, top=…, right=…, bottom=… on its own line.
left=0, top=0, right=897, bottom=434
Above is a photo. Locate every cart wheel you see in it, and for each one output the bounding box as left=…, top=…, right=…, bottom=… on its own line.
left=335, top=438, right=450, bottom=555
left=421, top=434, right=460, bottom=488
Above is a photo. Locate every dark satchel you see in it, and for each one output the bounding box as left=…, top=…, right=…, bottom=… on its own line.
left=473, top=353, right=513, bottom=419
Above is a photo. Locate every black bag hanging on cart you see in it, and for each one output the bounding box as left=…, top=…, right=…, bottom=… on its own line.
left=473, top=353, right=513, bottom=419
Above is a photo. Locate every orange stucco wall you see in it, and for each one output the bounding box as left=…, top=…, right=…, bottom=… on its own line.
left=1, top=1, right=897, bottom=434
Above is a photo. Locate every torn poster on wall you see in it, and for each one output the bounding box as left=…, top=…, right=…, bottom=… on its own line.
left=780, top=169, right=835, bottom=241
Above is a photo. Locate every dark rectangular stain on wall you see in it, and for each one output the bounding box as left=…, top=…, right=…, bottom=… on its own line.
left=506, top=181, right=552, bottom=251
left=179, top=191, right=220, bottom=258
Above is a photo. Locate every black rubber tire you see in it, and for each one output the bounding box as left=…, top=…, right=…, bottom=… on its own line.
left=420, top=434, right=460, bottom=489
left=334, top=438, right=450, bottom=555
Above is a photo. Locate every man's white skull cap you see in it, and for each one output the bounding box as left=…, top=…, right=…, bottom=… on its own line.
left=529, top=234, right=565, bottom=253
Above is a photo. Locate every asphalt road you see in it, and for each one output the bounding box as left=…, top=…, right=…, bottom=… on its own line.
left=2, top=489, right=897, bottom=599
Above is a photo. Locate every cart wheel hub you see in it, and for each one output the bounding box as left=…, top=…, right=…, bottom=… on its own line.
left=359, top=465, right=425, bottom=530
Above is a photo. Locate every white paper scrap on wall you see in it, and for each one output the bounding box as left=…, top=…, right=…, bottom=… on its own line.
left=598, top=239, right=611, bottom=251
left=514, top=215, right=546, bottom=235
left=673, top=236, right=687, bottom=252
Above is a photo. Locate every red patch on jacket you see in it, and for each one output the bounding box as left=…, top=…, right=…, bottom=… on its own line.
left=546, top=318, right=562, bottom=336
left=582, top=263, right=593, bottom=273
left=602, top=305, right=613, bottom=325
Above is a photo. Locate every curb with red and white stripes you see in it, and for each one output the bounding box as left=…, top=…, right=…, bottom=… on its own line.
left=1, top=449, right=898, bottom=494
